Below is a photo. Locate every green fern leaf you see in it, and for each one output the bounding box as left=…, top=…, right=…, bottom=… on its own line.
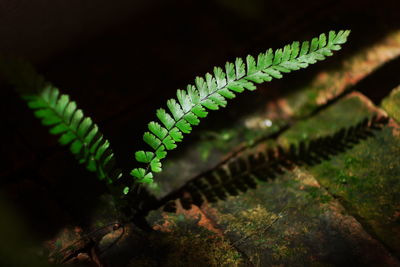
left=50, top=123, right=69, bottom=134
left=148, top=121, right=168, bottom=139
left=131, top=168, right=153, bottom=183
left=201, top=99, right=219, bottom=110
left=282, top=45, right=292, bottom=62
left=273, top=48, right=283, bottom=65
left=150, top=158, right=162, bottom=173
left=77, top=118, right=93, bottom=138
left=0, top=60, right=123, bottom=185
left=187, top=85, right=200, bottom=105
left=235, top=58, right=246, bottom=79
left=162, top=136, right=177, bottom=150
left=218, top=88, right=236, bottom=99
left=227, top=82, right=245, bottom=93
left=135, top=151, right=154, bottom=163
left=143, top=132, right=161, bottom=150
left=290, top=41, right=300, bottom=60
left=156, top=146, right=167, bottom=159
left=184, top=112, right=200, bottom=125
left=246, top=55, right=257, bottom=75
left=192, top=105, right=208, bottom=118
left=176, top=119, right=192, bottom=133
left=265, top=48, right=274, bottom=67
left=213, top=67, right=227, bottom=88
left=310, top=37, right=319, bottom=52
left=167, top=99, right=184, bottom=121
left=225, top=62, right=236, bottom=82
left=169, top=127, right=184, bottom=142
left=209, top=94, right=227, bottom=107
left=205, top=73, right=218, bottom=94
left=70, top=140, right=83, bottom=154
left=299, top=41, right=309, bottom=56
left=319, top=33, right=327, bottom=48
left=195, top=77, right=208, bottom=98
left=156, top=108, right=175, bottom=130
left=129, top=30, right=351, bottom=190
left=177, top=90, right=193, bottom=112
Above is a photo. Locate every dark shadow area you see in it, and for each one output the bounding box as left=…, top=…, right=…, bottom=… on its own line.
left=155, top=115, right=389, bottom=213
left=351, top=56, right=400, bottom=104
left=48, top=223, right=125, bottom=265
left=24, top=0, right=400, bottom=176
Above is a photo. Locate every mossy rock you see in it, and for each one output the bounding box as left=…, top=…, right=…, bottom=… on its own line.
left=142, top=92, right=399, bottom=266
left=279, top=92, right=400, bottom=258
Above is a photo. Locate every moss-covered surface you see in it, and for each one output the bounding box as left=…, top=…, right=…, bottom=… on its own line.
left=280, top=93, right=379, bottom=147
left=382, top=86, right=400, bottom=123
left=279, top=92, right=400, bottom=257
left=140, top=92, right=400, bottom=266
left=197, top=168, right=397, bottom=266
left=310, top=125, right=400, bottom=257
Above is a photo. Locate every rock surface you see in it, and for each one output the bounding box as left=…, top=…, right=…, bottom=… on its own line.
left=144, top=93, right=400, bottom=266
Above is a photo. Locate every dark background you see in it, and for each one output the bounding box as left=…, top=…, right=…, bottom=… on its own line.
left=1, top=0, right=400, bottom=250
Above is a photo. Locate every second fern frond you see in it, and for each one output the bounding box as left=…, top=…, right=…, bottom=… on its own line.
left=23, top=86, right=122, bottom=184
left=1, top=59, right=122, bottom=185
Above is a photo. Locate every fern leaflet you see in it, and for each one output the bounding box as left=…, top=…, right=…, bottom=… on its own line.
left=130, top=30, right=351, bottom=192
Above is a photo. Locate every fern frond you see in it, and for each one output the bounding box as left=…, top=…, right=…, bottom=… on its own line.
left=130, top=30, right=351, bottom=189
left=1, top=59, right=122, bottom=184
